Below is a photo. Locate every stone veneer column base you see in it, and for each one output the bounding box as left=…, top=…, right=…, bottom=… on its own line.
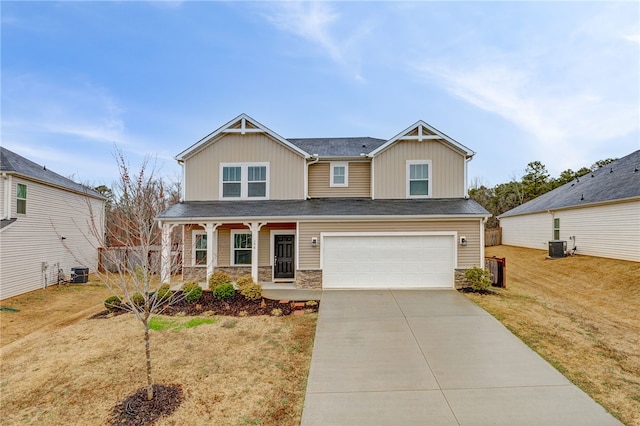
left=295, top=270, right=322, bottom=289
left=182, top=267, right=207, bottom=282
left=455, top=269, right=471, bottom=289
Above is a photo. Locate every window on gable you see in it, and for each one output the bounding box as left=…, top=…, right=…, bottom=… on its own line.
left=17, top=183, right=27, bottom=214
left=193, top=231, right=207, bottom=266
left=232, top=231, right=252, bottom=265
left=553, top=218, right=560, bottom=240
left=330, top=162, right=348, bottom=187
left=407, top=161, right=431, bottom=198
left=221, top=163, right=269, bottom=199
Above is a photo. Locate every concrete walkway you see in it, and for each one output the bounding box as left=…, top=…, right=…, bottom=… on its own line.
left=301, top=290, right=621, bottom=426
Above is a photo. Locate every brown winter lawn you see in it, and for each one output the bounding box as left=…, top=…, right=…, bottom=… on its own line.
left=0, top=279, right=317, bottom=425
left=466, top=245, right=640, bottom=426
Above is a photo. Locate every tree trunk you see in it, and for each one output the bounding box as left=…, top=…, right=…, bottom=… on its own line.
left=144, top=321, right=153, bottom=400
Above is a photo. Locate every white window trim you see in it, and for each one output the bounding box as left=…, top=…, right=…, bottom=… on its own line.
left=192, top=230, right=207, bottom=267
left=219, top=162, right=270, bottom=200
left=231, top=229, right=253, bottom=266
left=406, top=160, right=432, bottom=199
left=16, top=183, right=27, bottom=215
left=330, top=162, right=349, bottom=187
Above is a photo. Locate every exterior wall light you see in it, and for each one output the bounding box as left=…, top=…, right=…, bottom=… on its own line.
left=311, top=237, right=318, bottom=247
left=459, top=236, right=467, bottom=246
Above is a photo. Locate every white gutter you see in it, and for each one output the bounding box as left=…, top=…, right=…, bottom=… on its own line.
left=304, top=155, right=320, bottom=199
left=2, top=173, right=11, bottom=220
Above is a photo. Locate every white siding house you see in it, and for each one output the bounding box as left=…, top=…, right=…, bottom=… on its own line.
left=499, top=150, right=640, bottom=262
left=0, top=148, right=105, bottom=300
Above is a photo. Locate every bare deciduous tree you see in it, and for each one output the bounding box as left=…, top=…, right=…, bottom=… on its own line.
left=85, top=149, right=184, bottom=401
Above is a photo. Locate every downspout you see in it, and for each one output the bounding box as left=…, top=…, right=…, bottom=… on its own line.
left=305, top=155, right=319, bottom=199
left=2, top=172, right=11, bottom=219
left=370, top=155, right=375, bottom=200
left=464, top=156, right=472, bottom=198
left=480, top=217, right=487, bottom=264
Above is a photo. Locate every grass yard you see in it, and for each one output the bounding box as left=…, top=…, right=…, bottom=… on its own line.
left=0, top=280, right=317, bottom=425
left=465, top=245, right=640, bottom=426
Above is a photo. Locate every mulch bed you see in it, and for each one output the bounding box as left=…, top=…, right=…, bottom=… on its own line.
left=90, top=290, right=319, bottom=319
left=109, top=384, right=183, bottom=426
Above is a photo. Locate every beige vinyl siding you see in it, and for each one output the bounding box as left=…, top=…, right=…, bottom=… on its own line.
left=184, top=133, right=305, bottom=201
left=298, top=219, right=481, bottom=270
left=374, top=141, right=465, bottom=199
left=308, top=161, right=371, bottom=197
left=0, top=177, right=104, bottom=300
left=500, top=212, right=552, bottom=250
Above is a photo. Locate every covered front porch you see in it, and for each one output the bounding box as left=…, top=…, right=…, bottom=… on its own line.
left=159, top=221, right=304, bottom=286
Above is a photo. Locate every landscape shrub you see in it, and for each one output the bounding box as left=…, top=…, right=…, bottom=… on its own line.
left=213, top=283, right=235, bottom=301
left=208, top=272, right=231, bottom=290
left=237, top=275, right=262, bottom=301
left=464, top=266, right=493, bottom=292
left=104, top=295, right=122, bottom=311
left=130, top=292, right=145, bottom=307
left=182, top=281, right=203, bottom=303
left=235, top=274, right=253, bottom=289
left=156, top=287, right=173, bottom=304
left=240, top=282, right=262, bottom=301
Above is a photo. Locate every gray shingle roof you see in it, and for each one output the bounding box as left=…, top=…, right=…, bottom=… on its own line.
left=499, top=150, right=640, bottom=218
left=0, top=147, right=104, bottom=199
left=287, top=137, right=387, bottom=157
left=158, top=198, right=489, bottom=220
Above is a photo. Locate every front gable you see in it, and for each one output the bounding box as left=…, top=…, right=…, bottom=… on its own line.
left=371, top=121, right=473, bottom=199
left=181, top=114, right=308, bottom=201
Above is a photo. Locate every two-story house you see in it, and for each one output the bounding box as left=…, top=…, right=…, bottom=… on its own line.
left=0, top=147, right=105, bottom=300
left=156, top=114, right=490, bottom=289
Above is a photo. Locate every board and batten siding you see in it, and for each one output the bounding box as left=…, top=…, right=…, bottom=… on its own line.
left=373, top=140, right=466, bottom=199
left=500, top=212, right=552, bottom=250
left=183, top=133, right=305, bottom=201
left=0, top=177, right=104, bottom=300
left=298, top=220, right=482, bottom=270
left=308, top=161, right=370, bottom=198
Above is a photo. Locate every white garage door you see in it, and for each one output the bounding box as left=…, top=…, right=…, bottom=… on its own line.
left=322, top=234, right=455, bottom=289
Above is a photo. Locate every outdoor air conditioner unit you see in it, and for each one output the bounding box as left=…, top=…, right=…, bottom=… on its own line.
left=548, top=240, right=567, bottom=258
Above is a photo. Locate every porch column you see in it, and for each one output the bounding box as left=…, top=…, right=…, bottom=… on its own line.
left=206, top=223, right=219, bottom=281
left=160, top=222, right=176, bottom=284
left=244, top=222, right=266, bottom=282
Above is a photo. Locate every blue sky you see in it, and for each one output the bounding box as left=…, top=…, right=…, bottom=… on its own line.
left=2, top=1, right=639, bottom=188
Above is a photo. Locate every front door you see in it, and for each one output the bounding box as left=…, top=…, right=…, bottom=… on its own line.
left=274, top=235, right=295, bottom=279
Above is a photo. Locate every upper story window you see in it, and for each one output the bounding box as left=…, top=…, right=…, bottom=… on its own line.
left=330, top=162, right=348, bottom=187
left=220, top=163, right=269, bottom=200
left=553, top=218, right=560, bottom=240
left=17, top=183, right=27, bottom=214
left=193, top=230, right=207, bottom=266
left=407, top=160, right=432, bottom=198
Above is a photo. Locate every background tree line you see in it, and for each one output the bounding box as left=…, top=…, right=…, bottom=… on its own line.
left=470, top=158, right=617, bottom=229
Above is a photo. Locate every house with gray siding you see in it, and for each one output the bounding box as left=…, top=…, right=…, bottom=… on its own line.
left=157, top=113, right=490, bottom=289
left=498, top=150, right=640, bottom=262
left=0, top=147, right=105, bottom=300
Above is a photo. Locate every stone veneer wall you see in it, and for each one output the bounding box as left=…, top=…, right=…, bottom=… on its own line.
left=214, top=266, right=251, bottom=281
left=295, top=269, right=322, bottom=289
left=454, top=269, right=471, bottom=289
left=182, top=267, right=207, bottom=282
left=258, top=266, right=272, bottom=283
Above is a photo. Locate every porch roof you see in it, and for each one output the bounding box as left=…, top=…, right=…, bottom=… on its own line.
left=157, top=198, right=490, bottom=222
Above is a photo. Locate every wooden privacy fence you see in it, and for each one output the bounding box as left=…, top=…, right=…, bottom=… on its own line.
left=485, top=228, right=502, bottom=247
left=485, top=256, right=506, bottom=288
left=98, top=246, right=161, bottom=273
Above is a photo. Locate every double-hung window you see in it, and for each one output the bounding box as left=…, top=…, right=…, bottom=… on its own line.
left=220, top=163, right=269, bottom=199
left=16, top=183, right=27, bottom=214
left=193, top=231, right=207, bottom=266
left=330, top=162, right=348, bottom=187
left=553, top=218, right=560, bottom=240
left=407, top=160, right=432, bottom=198
left=232, top=231, right=252, bottom=265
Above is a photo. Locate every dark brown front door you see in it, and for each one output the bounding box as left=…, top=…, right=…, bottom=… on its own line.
left=274, top=235, right=295, bottom=279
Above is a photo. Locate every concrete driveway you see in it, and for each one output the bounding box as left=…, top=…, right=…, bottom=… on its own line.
left=301, top=290, right=621, bottom=426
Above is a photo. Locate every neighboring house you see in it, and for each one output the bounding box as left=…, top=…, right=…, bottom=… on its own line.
left=156, top=114, right=490, bottom=289
left=498, top=150, right=640, bottom=262
left=0, top=147, right=105, bottom=300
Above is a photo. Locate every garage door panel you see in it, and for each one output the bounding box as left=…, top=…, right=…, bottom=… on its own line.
left=322, top=235, right=454, bottom=289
